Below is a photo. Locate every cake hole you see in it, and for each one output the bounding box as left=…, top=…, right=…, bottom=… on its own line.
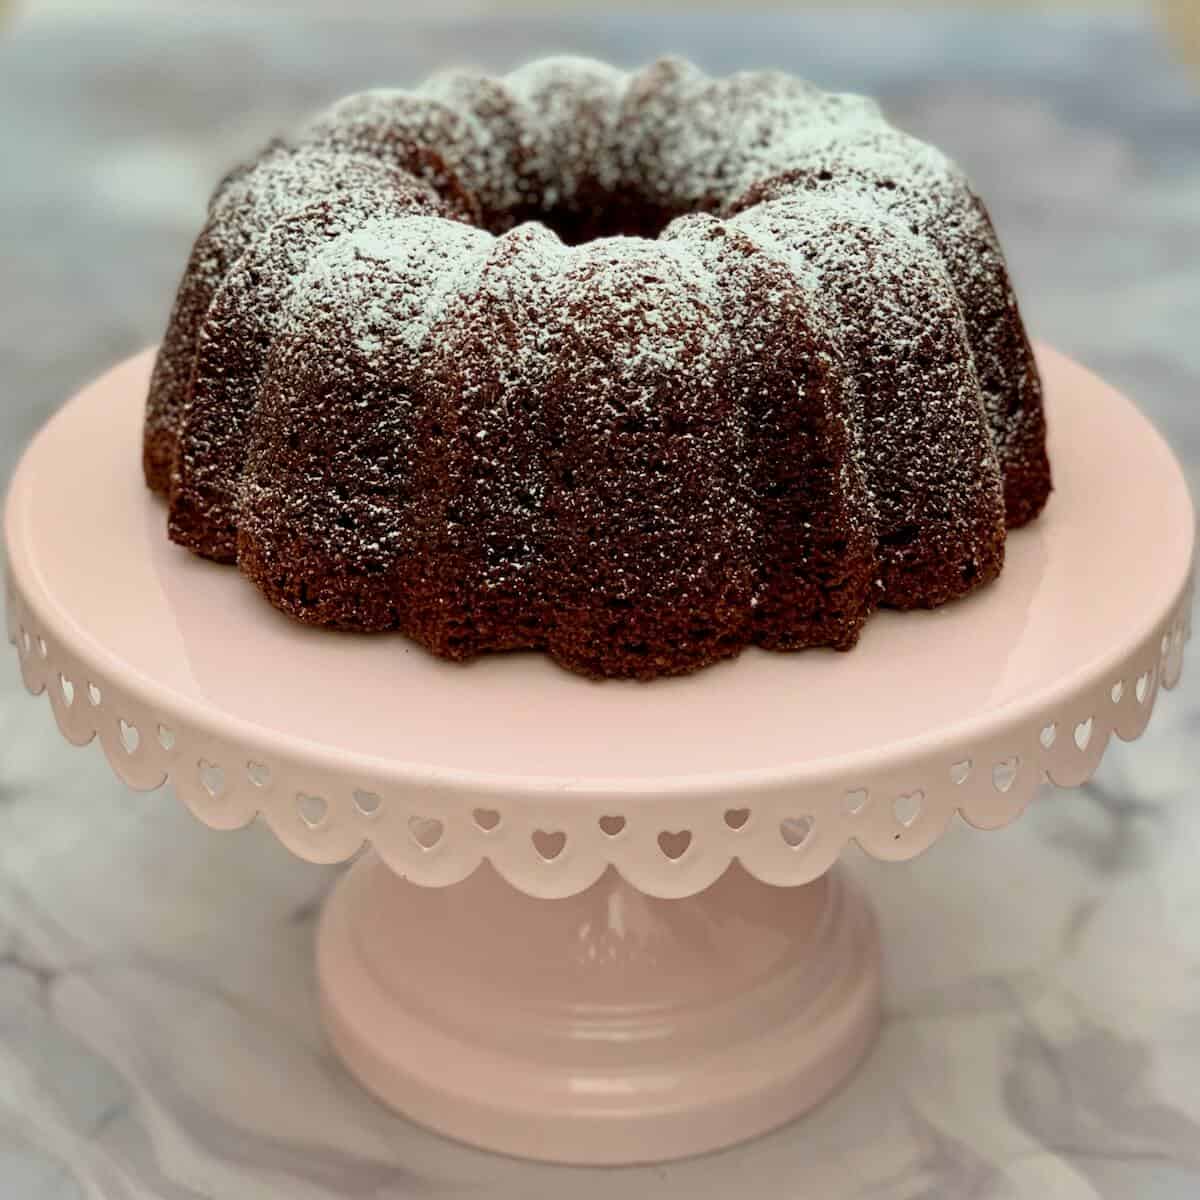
left=1040, top=723, right=1057, bottom=749
left=657, top=830, right=692, bottom=860
left=119, top=719, right=139, bottom=754
left=198, top=760, right=224, bottom=798
left=1074, top=718, right=1094, bottom=751
left=473, top=807, right=500, bottom=831
left=247, top=761, right=271, bottom=788
left=532, top=829, right=566, bottom=861
left=410, top=815, right=445, bottom=850
left=599, top=814, right=626, bottom=836
left=1136, top=672, right=1151, bottom=704
left=843, top=788, right=869, bottom=815
left=950, top=760, right=972, bottom=785
left=894, top=791, right=922, bottom=827
left=37, top=637, right=48, bottom=659
left=59, top=675, right=75, bottom=706
left=87, top=683, right=102, bottom=707
left=993, top=758, right=1019, bottom=793
left=297, top=792, right=327, bottom=829
left=157, top=724, right=176, bottom=750
left=1111, top=680, right=1125, bottom=704
left=355, top=789, right=383, bottom=817
left=779, top=815, right=813, bottom=849
left=723, top=808, right=750, bottom=830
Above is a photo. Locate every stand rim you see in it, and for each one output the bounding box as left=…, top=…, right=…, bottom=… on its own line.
left=4, top=345, right=1194, bottom=898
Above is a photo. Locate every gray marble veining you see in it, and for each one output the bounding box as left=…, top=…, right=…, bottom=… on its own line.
left=0, top=8, right=1197, bottom=1197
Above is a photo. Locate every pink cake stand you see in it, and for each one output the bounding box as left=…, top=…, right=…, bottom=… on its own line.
left=5, top=347, right=1194, bottom=1165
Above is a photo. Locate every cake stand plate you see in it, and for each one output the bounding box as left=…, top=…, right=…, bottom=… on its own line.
left=5, top=346, right=1193, bottom=1164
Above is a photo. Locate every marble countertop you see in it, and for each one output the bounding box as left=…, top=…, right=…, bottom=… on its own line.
left=1, top=7, right=1198, bottom=1198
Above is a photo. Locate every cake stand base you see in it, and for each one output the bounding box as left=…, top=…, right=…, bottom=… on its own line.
left=317, top=856, right=881, bottom=1164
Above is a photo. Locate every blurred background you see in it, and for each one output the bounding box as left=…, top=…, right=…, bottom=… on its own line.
left=1, top=3, right=1199, bottom=1199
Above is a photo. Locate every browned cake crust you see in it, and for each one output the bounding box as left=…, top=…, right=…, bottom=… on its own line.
left=145, top=56, right=1052, bottom=680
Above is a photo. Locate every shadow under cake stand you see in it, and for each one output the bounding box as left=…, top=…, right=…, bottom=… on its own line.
left=5, top=346, right=1193, bottom=1165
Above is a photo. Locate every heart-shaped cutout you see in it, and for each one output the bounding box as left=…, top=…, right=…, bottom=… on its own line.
left=532, top=829, right=566, bottom=861
left=1074, top=718, right=1094, bottom=751
left=87, top=682, right=102, bottom=707
left=157, top=724, right=176, bottom=751
left=599, top=814, right=626, bottom=836
left=297, top=792, right=328, bottom=829
left=843, top=789, right=869, bottom=815
left=992, top=758, right=1019, bottom=793
left=1136, top=672, right=1151, bottom=704
left=1040, top=723, right=1057, bottom=749
left=355, top=789, right=382, bottom=816
left=473, top=807, right=500, bottom=831
left=779, top=815, right=813, bottom=848
left=198, top=760, right=224, bottom=798
left=119, top=719, right=139, bottom=754
left=1111, top=680, right=1125, bottom=704
left=894, top=791, right=923, bottom=827
left=59, top=675, right=75, bottom=706
left=723, top=808, right=749, bottom=830
left=410, top=815, right=445, bottom=849
left=950, top=760, right=972, bottom=786
left=657, top=830, right=692, bottom=860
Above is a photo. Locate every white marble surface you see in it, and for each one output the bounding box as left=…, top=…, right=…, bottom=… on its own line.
left=1, top=7, right=1198, bottom=1197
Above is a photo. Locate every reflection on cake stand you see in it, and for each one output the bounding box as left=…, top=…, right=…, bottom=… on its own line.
left=5, top=347, right=1193, bottom=1164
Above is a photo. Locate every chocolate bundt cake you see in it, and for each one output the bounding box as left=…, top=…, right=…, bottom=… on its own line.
left=145, top=56, right=1051, bottom=680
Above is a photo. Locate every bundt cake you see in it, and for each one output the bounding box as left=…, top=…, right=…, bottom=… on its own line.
left=144, top=56, right=1051, bottom=680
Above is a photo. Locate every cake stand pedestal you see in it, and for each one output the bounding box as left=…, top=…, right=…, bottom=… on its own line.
left=5, top=347, right=1193, bottom=1165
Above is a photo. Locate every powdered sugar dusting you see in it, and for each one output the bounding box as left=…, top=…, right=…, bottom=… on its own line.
left=616, top=58, right=880, bottom=212
left=566, top=234, right=726, bottom=381
left=417, top=70, right=538, bottom=223
left=505, top=56, right=629, bottom=210
left=287, top=215, right=492, bottom=356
